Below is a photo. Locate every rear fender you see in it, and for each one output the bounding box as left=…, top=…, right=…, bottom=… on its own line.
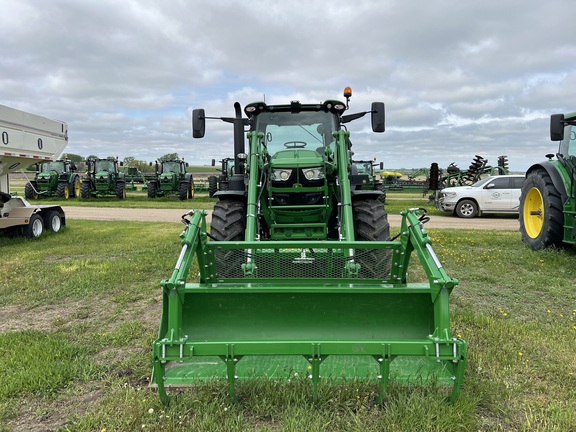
left=526, top=162, right=568, bottom=204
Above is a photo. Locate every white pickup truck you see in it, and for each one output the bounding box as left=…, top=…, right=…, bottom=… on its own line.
left=436, top=174, right=525, bottom=218
left=0, top=104, right=68, bottom=237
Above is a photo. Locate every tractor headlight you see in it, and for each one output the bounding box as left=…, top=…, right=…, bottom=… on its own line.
left=272, top=169, right=292, bottom=181
left=302, top=167, right=323, bottom=180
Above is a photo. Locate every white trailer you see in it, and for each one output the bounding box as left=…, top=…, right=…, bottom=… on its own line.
left=0, top=104, right=68, bottom=237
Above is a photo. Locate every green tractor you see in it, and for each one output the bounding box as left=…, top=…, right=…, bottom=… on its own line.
left=151, top=88, right=466, bottom=404
left=207, top=157, right=234, bottom=197
left=80, top=157, right=126, bottom=199
left=25, top=159, right=81, bottom=199
left=520, top=112, right=576, bottom=249
left=147, top=159, right=194, bottom=200
left=350, top=159, right=386, bottom=202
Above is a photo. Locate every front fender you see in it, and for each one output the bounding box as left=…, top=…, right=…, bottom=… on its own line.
left=526, top=161, right=568, bottom=204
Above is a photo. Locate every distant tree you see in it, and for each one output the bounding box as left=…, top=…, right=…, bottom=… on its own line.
left=86, top=154, right=98, bottom=161
left=123, top=156, right=136, bottom=165
left=158, top=153, right=179, bottom=162
left=62, top=153, right=83, bottom=163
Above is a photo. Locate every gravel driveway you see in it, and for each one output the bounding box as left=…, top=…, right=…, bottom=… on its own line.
left=62, top=206, right=520, bottom=230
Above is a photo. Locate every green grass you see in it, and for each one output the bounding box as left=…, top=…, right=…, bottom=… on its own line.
left=1, top=221, right=575, bottom=430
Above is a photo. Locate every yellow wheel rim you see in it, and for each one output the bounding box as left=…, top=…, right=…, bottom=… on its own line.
left=75, top=180, right=81, bottom=196
left=523, top=187, right=544, bottom=239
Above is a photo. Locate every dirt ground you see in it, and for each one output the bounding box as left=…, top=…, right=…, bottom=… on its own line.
left=62, top=206, right=520, bottom=230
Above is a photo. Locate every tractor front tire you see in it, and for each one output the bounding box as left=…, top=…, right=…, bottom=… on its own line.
left=210, top=200, right=247, bottom=278
left=353, top=198, right=391, bottom=278
left=208, top=176, right=218, bottom=197
left=25, top=182, right=38, bottom=200
left=71, top=176, right=81, bottom=198
left=56, top=182, right=70, bottom=199
left=116, top=182, right=126, bottom=200
left=519, top=169, right=564, bottom=250
left=147, top=182, right=157, bottom=198
left=179, top=182, right=188, bottom=200
left=80, top=182, right=91, bottom=198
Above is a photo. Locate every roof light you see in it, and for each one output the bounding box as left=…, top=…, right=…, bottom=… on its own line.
left=343, top=87, right=352, bottom=98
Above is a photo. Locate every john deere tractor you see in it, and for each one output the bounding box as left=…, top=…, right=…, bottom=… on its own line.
left=147, top=158, right=194, bottom=200
left=207, top=157, right=234, bottom=197
left=80, top=157, right=126, bottom=199
left=350, top=159, right=386, bottom=202
left=520, top=112, right=576, bottom=249
left=25, top=159, right=81, bottom=199
left=151, top=88, right=466, bottom=404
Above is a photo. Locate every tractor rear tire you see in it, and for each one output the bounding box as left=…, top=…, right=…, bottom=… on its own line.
left=208, top=176, right=218, bottom=197
left=353, top=198, right=391, bottom=278
left=43, top=210, right=63, bottom=232
left=80, top=181, right=91, bottom=198
left=519, top=169, right=564, bottom=250
left=189, top=179, right=195, bottom=200
left=56, top=182, right=70, bottom=199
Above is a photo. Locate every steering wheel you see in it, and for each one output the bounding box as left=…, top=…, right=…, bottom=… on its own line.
left=283, top=141, right=307, bottom=148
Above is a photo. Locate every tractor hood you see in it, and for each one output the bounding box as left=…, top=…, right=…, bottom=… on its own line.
left=95, top=171, right=112, bottom=179
left=270, top=149, right=323, bottom=169
left=38, top=171, right=56, bottom=179
left=160, top=172, right=176, bottom=181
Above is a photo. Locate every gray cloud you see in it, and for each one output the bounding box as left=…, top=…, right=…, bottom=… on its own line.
left=1, top=0, right=575, bottom=171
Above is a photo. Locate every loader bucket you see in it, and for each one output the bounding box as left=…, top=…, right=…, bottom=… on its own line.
left=152, top=209, right=466, bottom=404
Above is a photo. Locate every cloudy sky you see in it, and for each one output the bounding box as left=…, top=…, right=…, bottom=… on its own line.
left=2, top=0, right=575, bottom=172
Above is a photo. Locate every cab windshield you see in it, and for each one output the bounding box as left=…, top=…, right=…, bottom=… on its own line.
left=162, top=162, right=181, bottom=173
left=255, top=111, right=337, bottom=155
left=42, top=161, right=64, bottom=173
left=95, top=160, right=115, bottom=172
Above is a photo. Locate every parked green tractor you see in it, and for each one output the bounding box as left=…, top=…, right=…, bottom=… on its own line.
left=80, top=157, right=126, bottom=199
left=152, top=88, right=466, bottom=404
left=207, top=157, right=235, bottom=197
left=147, top=159, right=194, bottom=200
left=350, top=160, right=386, bottom=202
left=520, top=112, right=576, bottom=249
left=25, top=159, right=81, bottom=199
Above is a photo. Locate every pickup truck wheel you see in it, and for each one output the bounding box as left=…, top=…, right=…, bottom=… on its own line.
left=455, top=199, right=478, bottom=218
left=24, top=214, right=44, bottom=238
left=44, top=210, right=63, bottom=232
left=519, top=169, right=563, bottom=250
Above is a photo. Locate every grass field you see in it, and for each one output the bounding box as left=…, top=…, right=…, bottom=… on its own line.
left=1, top=208, right=575, bottom=431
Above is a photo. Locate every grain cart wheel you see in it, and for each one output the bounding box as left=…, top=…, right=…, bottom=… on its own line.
left=71, top=176, right=81, bottom=198
left=56, top=182, right=70, bottom=199
left=210, top=199, right=247, bottom=278
left=80, top=181, right=91, bottom=198
left=24, top=213, right=44, bottom=238
left=208, top=176, right=218, bottom=197
left=353, top=198, right=391, bottom=278
left=147, top=182, right=157, bottom=198
left=25, top=182, right=38, bottom=200
left=455, top=199, right=478, bottom=218
left=43, top=210, right=63, bottom=232
left=116, top=182, right=126, bottom=199
left=519, top=169, right=563, bottom=250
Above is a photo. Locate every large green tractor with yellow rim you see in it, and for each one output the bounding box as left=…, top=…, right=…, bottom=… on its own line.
left=520, top=112, right=576, bottom=250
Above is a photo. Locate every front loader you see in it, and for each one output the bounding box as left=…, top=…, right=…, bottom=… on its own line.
left=152, top=88, right=466, bottom=404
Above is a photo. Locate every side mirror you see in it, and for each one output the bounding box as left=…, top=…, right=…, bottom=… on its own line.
left=192, top=109, right=205, bottom=138
left=371, top=102, right=385, bottom=133
left=550, top=113, right=565, bottom=141
left=485, top=183, right=495, bottom=189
